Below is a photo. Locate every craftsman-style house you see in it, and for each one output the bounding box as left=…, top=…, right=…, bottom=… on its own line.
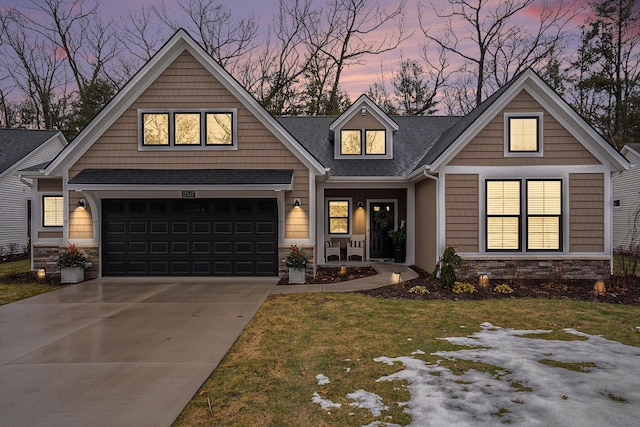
left=21, top=29, right=629, bottom=280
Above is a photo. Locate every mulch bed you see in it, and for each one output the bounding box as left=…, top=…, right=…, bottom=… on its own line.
left=356, top=266, right=640, bottom=306
left=5, top=265, right=640, bottom=305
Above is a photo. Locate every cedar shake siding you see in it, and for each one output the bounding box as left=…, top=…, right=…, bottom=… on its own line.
left=415, top=179, right=437, bottom=272
left=450, top=90, right=600, bottom=167
left=69, top=50, right=311, bottom=240
left=37, top=178, right=62, bottom=192
left=444, top=174, right=479, bottom=252
left=569, top=173, right=604, bottom=252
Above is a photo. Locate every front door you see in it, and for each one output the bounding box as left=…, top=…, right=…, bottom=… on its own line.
left=369, top=201, right=394, bottom=259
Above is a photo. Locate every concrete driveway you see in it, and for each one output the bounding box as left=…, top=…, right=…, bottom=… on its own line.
left=0, top=277, right=277, bottom=427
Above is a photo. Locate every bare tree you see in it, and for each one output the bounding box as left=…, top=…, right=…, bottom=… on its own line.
left=240, top=0, right=323, bottom=115
left=420, top=0, right=574, bottom=112
left=304, top=0, right=411, bottom=114
left=0, top=9, right=69, bottom=129
left=153, top=0, right=258, bottom=75
left=16, top=0, right=120, bottom=98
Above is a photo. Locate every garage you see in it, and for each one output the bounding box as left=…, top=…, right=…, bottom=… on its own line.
left=102, top=198, right=278, bottom=276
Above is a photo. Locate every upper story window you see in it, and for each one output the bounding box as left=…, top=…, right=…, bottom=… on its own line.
left=43, top=195, right=63, bottom=227
left=340, top=129, right=386, bottom=155
left=504, top=113, right=543, bottom=157
left=140, top=109, right=235, bottom=149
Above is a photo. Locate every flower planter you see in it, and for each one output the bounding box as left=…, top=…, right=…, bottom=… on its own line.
left=61, top=267, right=85, bottom=284
left=288, top=268, right=305, bottom=284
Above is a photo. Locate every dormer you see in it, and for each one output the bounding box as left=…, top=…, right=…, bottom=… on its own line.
left=330, top=95, right=398, bottom=160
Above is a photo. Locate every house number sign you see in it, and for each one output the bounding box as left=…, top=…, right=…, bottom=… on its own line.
left=181, top=191, right=196, bottom=198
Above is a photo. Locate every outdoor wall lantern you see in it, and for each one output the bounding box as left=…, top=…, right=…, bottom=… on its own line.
left=77, top=198, right=86, bottom=208
left=293, top=198, right=301, bottom=208
left=357, top=201, right=364, bottom=209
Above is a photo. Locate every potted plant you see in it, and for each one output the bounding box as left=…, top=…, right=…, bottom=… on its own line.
left=388, top=221, right=406, bottom=263
left=57, top=243, right=88, bottom=283
left=284, top=244, right=309, bottom=284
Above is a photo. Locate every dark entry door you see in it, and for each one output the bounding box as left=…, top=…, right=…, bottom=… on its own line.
left=369, top=201, right=394, bottom=259
left=102, top=198, right=278, bottom=276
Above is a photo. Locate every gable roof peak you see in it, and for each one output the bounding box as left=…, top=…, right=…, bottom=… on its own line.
left=330, top=94, right=399, bottom=131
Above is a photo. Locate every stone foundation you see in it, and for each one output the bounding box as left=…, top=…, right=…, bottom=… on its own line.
left=32, top=245, right=99, bottom=280
left=459, top=258, right=611, bottom=282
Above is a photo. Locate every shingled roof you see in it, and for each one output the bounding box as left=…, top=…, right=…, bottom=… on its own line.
left=0, top=129, right=59, bottom=175
left=68, top=169, right=294, bottom=186
left=277, top=116, right=460, bottom=177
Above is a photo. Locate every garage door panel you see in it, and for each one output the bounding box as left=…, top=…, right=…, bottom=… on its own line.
left=171, top=222, right=189, bottom=234
left=103, top=199, right=278, bottom=276
left=171, top=242, right=189, bottom=254
left=192, top=241, right=211, bottom=253
left=129, top=222, right=147, bottom=233
left=150, top=222, right=168, bottom=233
left=150, top=242, right=169, bottom=254
left=192, top=222, right=211, bottom=233
left=128, top=241, right=147, bottom=253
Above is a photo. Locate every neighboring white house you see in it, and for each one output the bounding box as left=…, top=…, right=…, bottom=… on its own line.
left=612, top=143, right=640, bottom=252
left=0, top=129, right=67, bottom=257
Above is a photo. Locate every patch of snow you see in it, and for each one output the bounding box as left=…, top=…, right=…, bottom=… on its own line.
left=316, top=374, right=330, bottom=385
left=345, top=367, right=351, bottom=373
left=347, top=390, right=389, bottom=417
left=311, top=392, right=341, bottom=410
left=372, top=323, right=640, bottom=426
left=411, top=350, right=425, bottom=355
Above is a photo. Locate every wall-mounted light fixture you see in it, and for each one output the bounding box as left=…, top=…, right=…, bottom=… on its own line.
left=77, top=198, right=86, bottom=208
left=357, top=201, right=364, bottom=209
left=293, top=198, right=301, bottom=208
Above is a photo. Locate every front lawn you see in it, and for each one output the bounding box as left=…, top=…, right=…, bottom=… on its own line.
left=174, top=294, right=640, bottom=426
left=0, top=259, right=60, bottom=305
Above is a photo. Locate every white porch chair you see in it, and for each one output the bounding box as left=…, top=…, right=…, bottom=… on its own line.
left=325, top=237, right=341, bottom=262
left=347, top=234, right=365, bottom=261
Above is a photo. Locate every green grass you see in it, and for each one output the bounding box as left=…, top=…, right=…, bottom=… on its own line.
left=0, top=259, right=59, bottom=305
left=173, top=294, right=640, bottom=427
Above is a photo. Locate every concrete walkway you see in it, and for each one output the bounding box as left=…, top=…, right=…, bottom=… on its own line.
left=272, top=262, right=418, bottom=294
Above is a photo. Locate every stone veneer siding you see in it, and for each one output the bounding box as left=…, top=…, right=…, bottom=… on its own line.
left=459, top=258, right=610, bottom=282
left=32, top=245, right=99, bottom=280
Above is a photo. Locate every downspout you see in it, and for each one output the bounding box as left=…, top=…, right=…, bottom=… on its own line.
left=18, top=174, right=33, bottom=188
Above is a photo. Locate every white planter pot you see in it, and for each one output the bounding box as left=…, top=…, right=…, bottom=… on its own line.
left=288, top=268, right=305, bottom=284
left=61, top=267, right=85, bottom=284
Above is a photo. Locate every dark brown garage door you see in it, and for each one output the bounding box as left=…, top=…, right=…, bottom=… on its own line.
left=102, top=198, right=278, bottom=276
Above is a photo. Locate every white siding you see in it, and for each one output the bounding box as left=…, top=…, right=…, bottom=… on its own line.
left=612, top=148, right=640, bottom=251
left=0, top=137, right=66, bottom=256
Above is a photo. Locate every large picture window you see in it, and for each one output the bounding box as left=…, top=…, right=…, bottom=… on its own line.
left=486, top=179, right=562, bottom=251
left=140, top=110, right=235, bottom=148
left=328, top=200, right=350, bottom=234
left=43, top=195, right=63, bottom=227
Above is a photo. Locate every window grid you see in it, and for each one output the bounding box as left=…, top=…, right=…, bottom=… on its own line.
left=43, top=195, right=63, bottom=227
left=485, top=179, right=562, bottom=252
left=140, top=110, right=234, bottom=148
left=328, top=200, right=350, bottom=234
left=340, top=129, right=386, bottom=156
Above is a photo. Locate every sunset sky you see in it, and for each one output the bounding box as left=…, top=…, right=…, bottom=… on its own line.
left=3, top=0, right=595, bottom=98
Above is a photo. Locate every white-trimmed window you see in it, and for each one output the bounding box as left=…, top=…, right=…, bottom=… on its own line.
left=140, top=109, right=235, bottom=148
left=505, top=113, right=543, bottom=156
left=613, top=199, right=622, bottom=210
left=340, top=129, right=386, bottom=156
left=486, top=179, right=562, bottom=251
left=328, top=200, right=350, bottom=234
left=43, top=195, right=63, bottom=227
